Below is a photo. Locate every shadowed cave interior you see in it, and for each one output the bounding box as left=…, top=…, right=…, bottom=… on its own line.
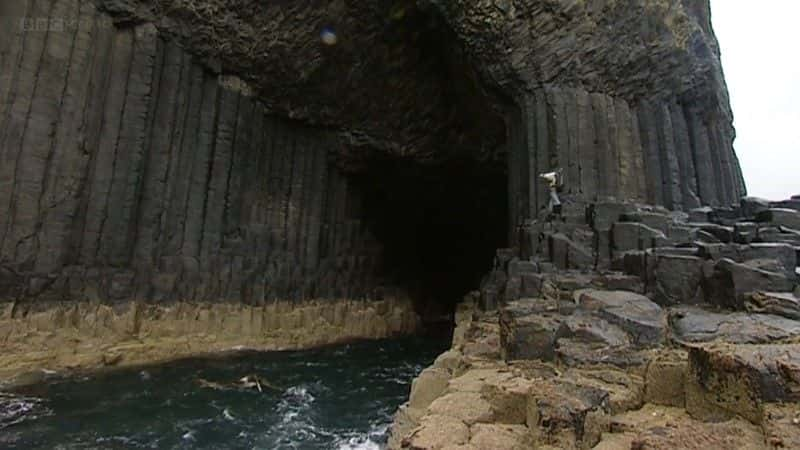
left=350, top=156, right=508, bottom=328
left=327, top=3, right=511, bottom=329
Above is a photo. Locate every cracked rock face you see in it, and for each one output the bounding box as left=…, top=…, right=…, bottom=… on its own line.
left=91, top=0, right=744, bottom=205
left=94, top=0, right=509, bottom=163
left=0, top=0, right=745, bottom=340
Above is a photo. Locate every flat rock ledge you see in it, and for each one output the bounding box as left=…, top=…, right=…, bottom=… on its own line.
left=389, top=196, right=800, bottom=450
left=0, top=298, right=420, bottom=386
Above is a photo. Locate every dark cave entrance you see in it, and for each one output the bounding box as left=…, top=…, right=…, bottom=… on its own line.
left=317, top=1, right=512, bottom=332
left=351, top=155, right=508, bottom=331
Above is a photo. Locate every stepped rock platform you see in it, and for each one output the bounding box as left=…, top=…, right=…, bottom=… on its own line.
left=389, top=195, right=800, bottom=450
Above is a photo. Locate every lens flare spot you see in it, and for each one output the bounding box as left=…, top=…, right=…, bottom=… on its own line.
left=321, top=27, right=338, bottom=46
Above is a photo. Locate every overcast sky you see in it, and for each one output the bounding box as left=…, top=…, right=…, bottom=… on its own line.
left=711, top=1, right=800, bottom=200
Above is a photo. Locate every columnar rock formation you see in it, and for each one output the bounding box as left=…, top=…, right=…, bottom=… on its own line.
left=0, top=0, right=749, bottom=371
left=507, top=87, right=746, bottom=220
left=0, top=6, right=390, bottom=306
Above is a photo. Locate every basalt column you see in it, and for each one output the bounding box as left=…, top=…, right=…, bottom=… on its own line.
left=507, top=87, right=745, bottom=227
left=0, top=11, right=392, bottom=308
left=431, top=0, right=746, bottom=234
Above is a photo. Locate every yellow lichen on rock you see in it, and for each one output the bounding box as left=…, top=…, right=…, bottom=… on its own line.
left=0, top=297, right=420, bottom=384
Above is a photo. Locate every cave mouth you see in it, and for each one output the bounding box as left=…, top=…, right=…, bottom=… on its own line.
left=350, top=154, right=508, bottom=332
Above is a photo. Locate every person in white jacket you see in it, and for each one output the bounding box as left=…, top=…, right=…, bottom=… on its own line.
left=539, top=169, right=563, bottom=217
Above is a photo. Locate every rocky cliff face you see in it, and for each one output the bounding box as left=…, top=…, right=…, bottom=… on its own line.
left=0, top=3, right=406, bottom=308
left=0, top=0, right=745, bottom=365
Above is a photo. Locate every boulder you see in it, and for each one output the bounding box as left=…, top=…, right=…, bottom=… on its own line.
left=519, top=273, right=546, bottom=299
left=427, top=392, right=494, bottom=425
left=742, top=243, right=798, bottom=277
left=402, top=414, right=470, bottom=449
left=733, top=221, right=758, bottom=244
left=611, top=222, right=667, bottom=253
left=669, top=306, right=800, bottom=344
left=547, top=233, right=594, bottom=270
left=696, top=242, right=797, bottom=277
left=555, top=312, right=631, bottom=347
left=527, top=379, right=608, bottom=449
left=460, top=321, right=501, bottom=359
left=698, top=223, right=734, bottom=243
left=432, top=350, right=464, bottom=375
left=477, top=374, right=537, bottom=425
left=561, top=367, right=644, bottom=415
left=644, top=350, right=687, bottom=407
left=741, top=196, right=772, bottom=217
left=499, top=300, right=562, bottom=361
left=507, top=259, right=538, bottom=278
left=757, top=208, right=800, bottom=230
left=611, top=251, right=647, bottom=278
left=686, top=343, right=800, bottom=424
left=589, top=202, right=634, bottom=231
left=688, top=206, right=713, bottom=223
left=577, top=290, right=665, bottom=346
left=648, top=254, right=704, bottom=306
left=504, top=259, right=542, bottom=301
left=409, top=368, right=451, bottom=410
left=702, top=258, right=795, bottom=310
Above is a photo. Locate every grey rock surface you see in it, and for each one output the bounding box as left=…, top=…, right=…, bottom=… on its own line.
left=649, top=254, right=705, bottom=306
left=669, top=307, right=800, bottom=344
left=577, top=290, right=665, bottom=346
left=703, top=258, right=795, bottom=310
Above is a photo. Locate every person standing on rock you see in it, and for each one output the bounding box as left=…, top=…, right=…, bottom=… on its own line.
left=539, top=169, right=564, bottom=218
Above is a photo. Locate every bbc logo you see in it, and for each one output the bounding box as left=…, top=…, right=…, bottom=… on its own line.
left=18, top=17, right=112, bottom=32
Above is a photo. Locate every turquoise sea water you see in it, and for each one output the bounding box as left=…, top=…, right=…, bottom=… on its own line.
left=0, top=337, right=448, bottom=449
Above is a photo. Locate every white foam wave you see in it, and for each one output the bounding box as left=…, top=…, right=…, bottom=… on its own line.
left=284, top=386, right=316, bottom=403
left=336, top=436, right=381, bottom=450
left=334, top=422, right=391, bottom=450
left=0, top=392, right=51, bottom=429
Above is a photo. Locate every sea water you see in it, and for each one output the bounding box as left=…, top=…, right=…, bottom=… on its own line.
left=0, top=336, right=448, bottom=449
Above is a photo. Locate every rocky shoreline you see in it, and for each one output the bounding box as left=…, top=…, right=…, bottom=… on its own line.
left=389, top=196, right=800, bottom=449
left=0, top=297, right=420, bottom=387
